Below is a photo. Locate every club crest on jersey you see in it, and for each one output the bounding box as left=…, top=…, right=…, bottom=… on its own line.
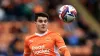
left=46, top=37, right=50, bottom=41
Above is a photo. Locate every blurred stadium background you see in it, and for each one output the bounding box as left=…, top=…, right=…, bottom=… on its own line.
left=0, top=0, right=100, bottom=56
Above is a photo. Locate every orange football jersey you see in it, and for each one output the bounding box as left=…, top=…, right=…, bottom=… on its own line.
left=24, top=30, right=66, bottom=56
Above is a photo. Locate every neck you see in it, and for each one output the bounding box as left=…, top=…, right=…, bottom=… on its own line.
left=36, top=30, right=48, bottom=34
left=35, top=30, right=48, bottom=36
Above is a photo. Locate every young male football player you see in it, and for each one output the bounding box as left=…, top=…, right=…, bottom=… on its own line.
left=23, top=12, right=71, bottom=56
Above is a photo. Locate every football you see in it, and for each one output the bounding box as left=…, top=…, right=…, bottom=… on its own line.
left=59, top=5, right=77, bottom=22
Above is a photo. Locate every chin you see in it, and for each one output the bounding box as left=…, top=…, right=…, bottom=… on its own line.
left=41, top=29, right=47, bottom=32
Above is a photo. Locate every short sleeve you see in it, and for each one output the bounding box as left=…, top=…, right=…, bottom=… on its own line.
left=54, top=33, right=66, bottom=50
left=24, top=37, right=31, bottom=54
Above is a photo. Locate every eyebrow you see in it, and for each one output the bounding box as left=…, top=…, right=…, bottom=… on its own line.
left=38, top=19, right=48, bottom=22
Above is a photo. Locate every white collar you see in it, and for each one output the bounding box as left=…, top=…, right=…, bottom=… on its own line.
left=35, top=30, right=48, bottom=36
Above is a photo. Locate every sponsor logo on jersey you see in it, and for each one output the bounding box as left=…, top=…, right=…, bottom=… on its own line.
left=32, top=45, right=50, bottom=55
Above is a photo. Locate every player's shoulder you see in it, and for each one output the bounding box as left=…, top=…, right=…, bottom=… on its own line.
left=48, top=30, right=61, bottom=36
left=25, top=34, right=36, bottom=41
left=48, top=31, right=62, bottom=40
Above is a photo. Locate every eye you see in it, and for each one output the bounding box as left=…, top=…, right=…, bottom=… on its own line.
left=44, top=20, right=48, bottom=23
left=38, top=20, right=43, bottom=23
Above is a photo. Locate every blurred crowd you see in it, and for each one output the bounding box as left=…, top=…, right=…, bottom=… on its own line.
left=0, top=0, right=100, bottom=56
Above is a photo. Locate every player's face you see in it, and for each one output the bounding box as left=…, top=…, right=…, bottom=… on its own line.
left=35, top=17, right=48, bottom=33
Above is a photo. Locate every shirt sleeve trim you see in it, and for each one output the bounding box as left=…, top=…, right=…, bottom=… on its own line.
left=58, top=46, right=66, bottom=50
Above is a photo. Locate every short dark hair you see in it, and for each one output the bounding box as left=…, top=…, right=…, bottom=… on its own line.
left=34, top=12, right=49, bottom=21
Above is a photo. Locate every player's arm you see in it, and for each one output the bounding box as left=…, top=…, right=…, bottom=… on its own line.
left=59, top=46, right=71, bottom=56
left=55, top=33, right=71, bottom=56
left=23, top=37, right=31, bottom=56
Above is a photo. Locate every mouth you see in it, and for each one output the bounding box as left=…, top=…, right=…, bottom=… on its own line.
left=41, top=27, right=45, bottom=29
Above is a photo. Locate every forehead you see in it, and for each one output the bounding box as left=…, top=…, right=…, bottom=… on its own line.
left=37, top=17, right=48, bottom=21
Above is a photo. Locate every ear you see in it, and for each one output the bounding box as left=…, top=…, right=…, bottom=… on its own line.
left=34, top=21, right=36, bottom=24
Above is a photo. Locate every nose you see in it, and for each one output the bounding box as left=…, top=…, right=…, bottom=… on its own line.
left=41, top=22, right=45, bottom=26
left=43, top=21, right=45, bottom=23
left=42, top=22, right=46, bottom=26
